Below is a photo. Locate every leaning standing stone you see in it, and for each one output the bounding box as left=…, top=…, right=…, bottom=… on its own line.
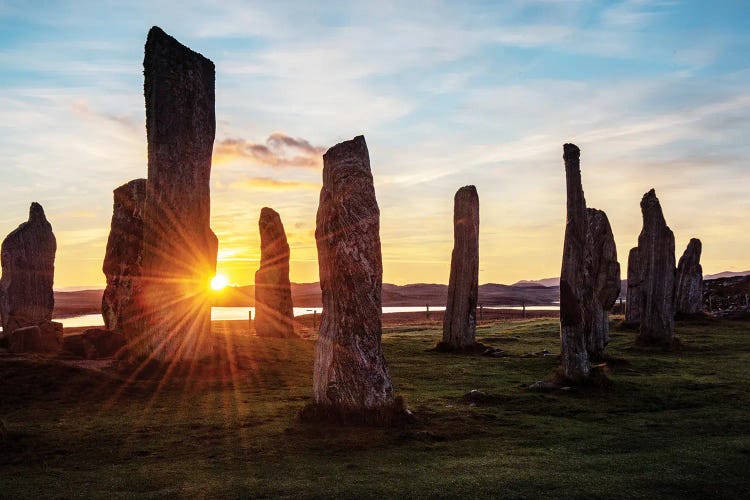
left=309, top=135, right=400, bottom=423
left=440, top=185, right=480, bottom=351
left=254, top=207, right=295, bottom=338
left=133, top=26, right=218, bottom=362
left=559, top=143, right=591, bottom=382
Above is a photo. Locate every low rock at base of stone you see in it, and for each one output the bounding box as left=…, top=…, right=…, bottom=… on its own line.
left=63, top=328, right=126, bottom=359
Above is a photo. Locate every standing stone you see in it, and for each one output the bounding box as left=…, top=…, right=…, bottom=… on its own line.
left=0, top=203, right=56, bottom=336
left=311, top=135, right=397, bottom=420
left=624, top=247, right=641, bottom=326
left=133, top=27, right=218, bottom=362
left=440, top=186, right=479, bottom=351
left=559, top=144, right=591, bottom=382
left=636, top=189, right=675, bottom=345
left=254, top=207, right=295, bottom=338
left=675, top=238, right=703, bottom=315
left=585, top=208, right=621, bottom=360
left=102, top=179, right=146, bottom=334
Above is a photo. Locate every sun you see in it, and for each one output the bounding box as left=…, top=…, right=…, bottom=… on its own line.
left=210, top=274, right=229, bottom=291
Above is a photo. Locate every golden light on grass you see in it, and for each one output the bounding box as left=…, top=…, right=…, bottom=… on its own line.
left=210, top=274, right=229, bottom=291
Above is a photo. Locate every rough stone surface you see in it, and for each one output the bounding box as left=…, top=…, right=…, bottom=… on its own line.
left=625, top=247, right=641, bottom=326
left=0, top=203, right=56, bottom=336
left=675, top=238, right=703, bottom=315
left=584, top=208, right=621, bottom=360
left=254, top=207, right=295, bottom=338
left=313, top=135, right=396, bottom=415
left=559, top=143, right=591, bottom=382
left=636, top=189, right=676, bottom=344
left=132, top=26, right=218, bottom=362
left=63, top=328, right=126, bottom=359
left=441, top=186, right=479, bottom=350
left=9, top=321, right=61, bottom=354
left=102, top=179, right=146, bottom=334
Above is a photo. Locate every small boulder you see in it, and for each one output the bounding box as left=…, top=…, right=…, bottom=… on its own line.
left=63, top=328, right=126, bottom=359
left=39, top=321, right=63, bottom=352
left=528, top=380, right=558, bottom=392
left=8, top=326, right=42, bottom=353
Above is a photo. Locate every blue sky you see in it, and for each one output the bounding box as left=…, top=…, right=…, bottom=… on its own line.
left=1, top=0, right=749, bottom=288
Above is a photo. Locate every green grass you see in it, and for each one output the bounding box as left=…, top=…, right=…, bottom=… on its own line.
left=1, top=317, right=749, bottom=499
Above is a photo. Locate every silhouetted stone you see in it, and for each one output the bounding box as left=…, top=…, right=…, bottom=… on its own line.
left=133, top=26, right=218, bottom=362
left=311, top=135, right=399, bottom=422
left=636, top=189, right=675, bottom=345
left=0, top=203, right=56, bottom=336
left=63, top=328, right=126, bottom=359
left=585, top=208, right=621, bottom=360
left=559, top=144, right=591, bottom=382
left=675, top=238, right=703, bottom=315
left=254, top=207, right=295, bottom=338
left=440, top=186, right=480, bottom=351
left=102, top=179, right=146, bottom=335
left=9, top=321, right=61, bottom=354
left=624, top=247, right=641, bottom=326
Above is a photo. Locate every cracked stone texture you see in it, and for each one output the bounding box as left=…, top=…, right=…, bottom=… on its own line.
left=584, top=208, right=621, bottom=360
left=559, top=143, right=592, bottom=382
left=102, top=179, right=146, bottom=335
left=313, top=135, right=395, bottom=412
left=132, top=26, right=218, bottom=362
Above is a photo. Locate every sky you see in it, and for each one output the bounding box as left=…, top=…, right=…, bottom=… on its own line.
left=1, top=0, right=749, bottom=289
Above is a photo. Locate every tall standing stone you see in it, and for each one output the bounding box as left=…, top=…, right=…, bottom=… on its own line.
left=440, top=186, right=479, bottom=351
left=133, top=26, right=218, bottom=362
left=675, top=238, right=703, bottom=315
left=624, top=247, right=641, bottom=326
left=636, top=189, right=675, bottom=345
left=0, top=203, right=56, bottom=335
left=585, top=208, right=621, bottom=360
left=559, top=143, right=591, bottom=382
left=312, top=135, right=397, bottom=420
left=102, top=179, right=146, bottom=334
left=254, top=207, right=295, bottom=338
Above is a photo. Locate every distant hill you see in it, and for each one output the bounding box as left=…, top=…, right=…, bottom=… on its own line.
left=53, top=280, right=562, bottom=317
left=512, top=277, right=559, bottom=288
left=705, top=271, right=750, bottom=280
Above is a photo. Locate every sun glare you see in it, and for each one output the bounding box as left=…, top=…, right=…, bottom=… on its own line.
left=210, top=274, right=229, bottom=291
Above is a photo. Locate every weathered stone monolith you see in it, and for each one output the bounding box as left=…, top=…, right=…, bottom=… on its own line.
left=310, top=135, right=399, bottom=422
left=133, top=26, right=218, bottom=362
left=254, top=207, right=295, bottom=338
left=0, top=203, right=56, bottom=337
left=675, top=238, right=703, bottom=315
left=636, top=189, right=675, bottom=345
left=559, top=143, right=591, bottom=382
left=585, top=208, right=621, bottom=360
left=439, top=186, right=480, bottom=351
left=102, top=179, right=146, bottom=334
left=624, top=247, right=641, bottom=326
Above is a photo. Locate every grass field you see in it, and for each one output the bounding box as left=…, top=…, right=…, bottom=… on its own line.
left=1, top=316, right=749, bottom=498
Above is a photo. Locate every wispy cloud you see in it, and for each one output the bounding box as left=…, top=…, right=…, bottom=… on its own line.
left=214, top=132, right=326, bottom=168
